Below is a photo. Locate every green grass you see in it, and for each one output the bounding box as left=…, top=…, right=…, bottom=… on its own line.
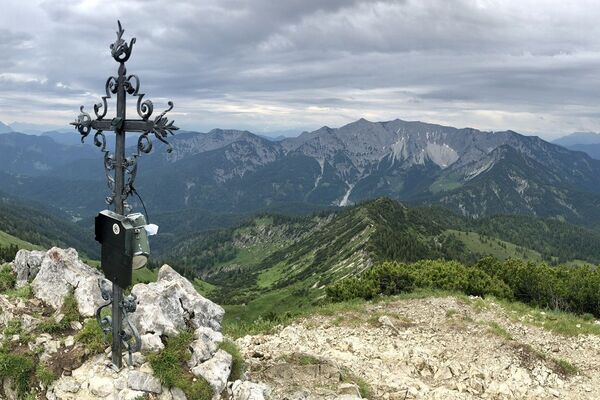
left=4, top=319, right=23, bottom=336
left=223, top=280, right=321, bottom=325
left=490, top=297, right=600, bottom=337
left=552, top=358, right=580, bottom=376
left=340, top=367, right=373, bottom=399
left=485, top=321, right=513, bottom=340
left=193, top=278, right=217, bottom=297
left=0, top=230, right=41, bottom=251
left=148, top=331, right=213, bottom=400
left=218, top=340, right=245, bottom=381
left=0, top=350, right=35, bottom=397
left=132, top=267, right=158, bottom=285
left=429, top=178, right=462, bottom=193
left=35, top=363, right=57, bottom=386
left=0, top=264, right=16, bottom=292
left=296, top=354, right=321, bottom=365
left=82, top=258, right=101, bottom=269
left=446, top=230, right=542, bottom=261
left=445, top=309, right=459, bottom=318
left=74, top=319, right=108, bottom=354
left=257, top=263, right=285, bottom=288
left=37, top=293, right=80, bottom=333
left=4, top=284, right=33, bottom=299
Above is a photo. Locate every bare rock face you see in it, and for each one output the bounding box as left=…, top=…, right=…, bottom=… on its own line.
left=11, top=249, right=45, bottom=288
left=191, top=349, right=232, bottom=399
left=130, top=264, right=225, bottom=337
left=189, top=327, right=224, bottom=367
left=30, top=248, right=105, bottom=317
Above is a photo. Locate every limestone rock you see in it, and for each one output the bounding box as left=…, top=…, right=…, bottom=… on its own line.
left=130, top=265, right=224, bottom=337
left=171, top=387, right=188, bottom=400
left=31, top=247, right=105, bottom=317
left=338, top=383, right=362, bottom=398
left=11, top=249, right=44, bottom=287
left=119, top=388, right=149, bottom=400
left=3, top=378, right=18, bottom=400
left=54, top=376, right=81, bottom=394
left=89, top=376, right=114, bottom=397
left=141, top=333, right=165, bottom=353
left=229, top=380, right=269, bottom=400
left=191, top=349, right=232, bottom=398
left=127, top=371, right=162, bottom=393
left=189, top=327, right=223, bottom=367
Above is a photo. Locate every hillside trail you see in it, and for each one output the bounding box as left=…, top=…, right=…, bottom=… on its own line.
left=236, top=296, right=600, bottom=399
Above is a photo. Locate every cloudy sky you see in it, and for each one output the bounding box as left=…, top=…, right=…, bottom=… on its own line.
left=2, top=0, right=600, bottom=139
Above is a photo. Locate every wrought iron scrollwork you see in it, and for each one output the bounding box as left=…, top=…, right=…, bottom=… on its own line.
left=125, top=74, right=154, bottom=120
left=120, top=293, right=142, bottom=366
left=94, top=76, right=118, bottom=120
left=95, top=279, right=141, bottom=366
left=74, top=106, right=92, bottom=141
left=96, top=279, right=114, bottom=334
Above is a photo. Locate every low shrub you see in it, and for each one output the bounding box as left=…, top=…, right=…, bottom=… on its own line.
left=37, top=293, right=80, bottom=333
left=148, top=330, right=213, bottom=400
left=0, top=350, right=35, bottom=396
left=74, top=319, right=108, bottom=354
left=327, top=256, right=600, bottom=319
left=0, top=264, right=16, bottom=292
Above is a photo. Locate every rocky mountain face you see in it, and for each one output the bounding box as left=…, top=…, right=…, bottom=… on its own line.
left=1, top=247, right=268, bottom=400
left=4, top=119, right=600, bottom=228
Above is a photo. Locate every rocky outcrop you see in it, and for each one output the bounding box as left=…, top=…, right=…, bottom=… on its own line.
left=11, top=249, right=44, bottom=288
left=14, top=247, right=105, bottom=317
left=2, top=248, right=272, bottom=400
left=236, top=297, right=600, bottom=400
left=130, top=264, right=225, bottom=336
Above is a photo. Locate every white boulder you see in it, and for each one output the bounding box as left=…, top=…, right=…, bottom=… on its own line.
left=229, top=380, right=269, bottom=400
left=191, top=349, right=232, bottom=399
left=31, top=248, right=105, bottom=317
left=11, top=249, right=44, bottom=287
left=130, top=265, right=224, bottom=337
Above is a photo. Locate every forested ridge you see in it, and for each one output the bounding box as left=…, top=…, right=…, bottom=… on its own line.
left=166, top=198, right=600, bottom=280
left=0, top=195, right=98, bottom=258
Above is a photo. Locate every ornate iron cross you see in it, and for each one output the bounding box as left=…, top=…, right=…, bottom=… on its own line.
left=71, top=21, right=178, bottom=369
left=72, top=21, right=178, bottom=213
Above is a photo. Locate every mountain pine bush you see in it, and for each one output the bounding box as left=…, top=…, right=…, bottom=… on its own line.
left=327, top=257, right=600, bottom=317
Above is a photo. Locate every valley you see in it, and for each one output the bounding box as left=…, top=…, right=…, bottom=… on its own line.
left=156, top=198, right=600, bottom=323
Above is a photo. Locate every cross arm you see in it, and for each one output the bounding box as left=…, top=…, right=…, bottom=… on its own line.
left=85, top=118, right=160, bottom=133
left=72, top=114, right=178, bottom=137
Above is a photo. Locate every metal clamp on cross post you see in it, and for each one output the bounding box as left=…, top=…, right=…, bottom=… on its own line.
left=71, top=21, right=178, bottom=370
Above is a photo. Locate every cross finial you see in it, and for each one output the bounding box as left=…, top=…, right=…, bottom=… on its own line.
left=110, top=20, right=136, bottom=63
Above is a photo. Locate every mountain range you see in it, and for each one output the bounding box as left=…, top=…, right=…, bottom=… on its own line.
left=3, top=118, right=600, bottom=230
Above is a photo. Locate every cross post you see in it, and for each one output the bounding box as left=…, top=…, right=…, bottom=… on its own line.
left=72, top=21, right=178, bottom=370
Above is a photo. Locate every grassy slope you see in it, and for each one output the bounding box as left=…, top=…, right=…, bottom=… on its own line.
left=0, top=230, right=41, bottom=251
left=444, top=229, right=542, bottom=261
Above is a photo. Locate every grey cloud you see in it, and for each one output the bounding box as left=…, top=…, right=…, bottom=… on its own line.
left=3, top=0, right=600, bottom=136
